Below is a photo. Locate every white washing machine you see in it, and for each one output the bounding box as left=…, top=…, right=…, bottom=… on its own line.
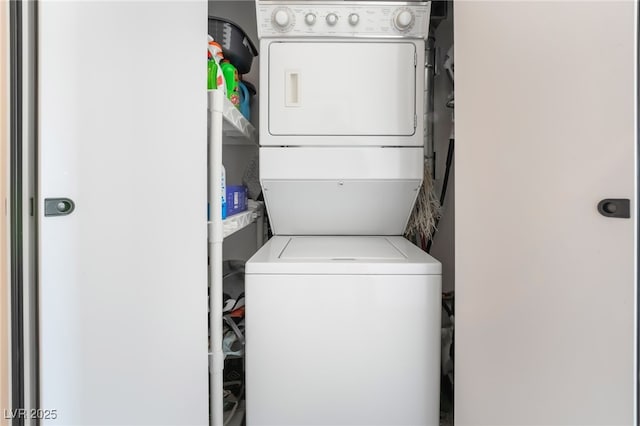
left=245, top=236, right=441, bottom=425
left=247, top=2, right=441, bottom=425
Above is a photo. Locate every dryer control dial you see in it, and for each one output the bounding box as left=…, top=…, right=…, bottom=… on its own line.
left=348, top=13, right=360, bottom=26
left=393, top=9, right=415, bottom=32
left=305, top=13, right=316, bottom=26
left=272, top=7, right=294, bottom=31
left=326, top=13, right=338, bottom=26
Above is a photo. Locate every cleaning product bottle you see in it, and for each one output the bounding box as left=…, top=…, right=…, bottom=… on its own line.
left=221, top=60, right=240, bottom=107
left=207, top=58, right=217, bottom=90
left=221, top=164, right=227, bottom=219
left=237, top=81, right=251, bottom=120
left=207, top=37, right=226, bottom=96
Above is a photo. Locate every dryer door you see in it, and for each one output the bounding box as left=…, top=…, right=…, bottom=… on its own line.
left=268, top=41, right=417, bottom=138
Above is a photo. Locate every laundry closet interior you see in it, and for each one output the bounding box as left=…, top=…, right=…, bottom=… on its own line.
left=19, top=0, right=636, bottom=425
left=206, top=1, right=454, bottom=425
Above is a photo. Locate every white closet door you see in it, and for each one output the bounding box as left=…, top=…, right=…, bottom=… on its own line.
left=456, top=1, right=637, bottom=424
left=38, top=2, right=208, bottom=425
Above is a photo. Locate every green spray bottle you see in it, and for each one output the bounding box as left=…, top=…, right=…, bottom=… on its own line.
left=207, top=59, right=218, bottom=90
left=207, top=38, right=226, bottom=95
left=221, top=60, right=240, bottom=107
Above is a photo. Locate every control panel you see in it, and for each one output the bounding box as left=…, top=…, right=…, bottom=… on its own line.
left=256, top=1, right=431, bottom=39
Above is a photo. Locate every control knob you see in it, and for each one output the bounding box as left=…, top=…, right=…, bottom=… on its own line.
left=326, top=13, right=338, bottom=26
left=348, top=13, right=359, bottom=26
left=305, top=13, right=316, bottom=25
left=394, top=9, right=414, bottom=31
left=272, top=7, right=293, bottom=30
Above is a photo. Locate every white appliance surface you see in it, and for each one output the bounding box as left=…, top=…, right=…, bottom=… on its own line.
left=260, top=147, right=423, bottom=180
left=257, top=2, right=430, bottom=233
left=281, top=235, right=404, bottom=259
left=245, top=236, right=441, bottom=426
left=256, top=1, right=431, bottom=39
left=268, top=41, right=417, bottom=138
left=260, top=38, right=425, bottom=147
left=260, top=147, right=423, bottom=235
left=250, top=5, right=440, bottom=424
left=246, top=235, right=441, bottom=275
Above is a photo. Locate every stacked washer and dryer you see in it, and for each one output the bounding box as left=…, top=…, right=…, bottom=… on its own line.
left=245, top=2, right=442, bottom=425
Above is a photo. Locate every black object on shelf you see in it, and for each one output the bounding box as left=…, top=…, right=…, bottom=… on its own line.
left=208, top=16, right=259, bottom=75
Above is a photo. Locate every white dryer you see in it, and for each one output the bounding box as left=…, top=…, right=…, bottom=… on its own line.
left=256, top=1, right=431, bottom=236
left=247, top=2, right=441, bottom=425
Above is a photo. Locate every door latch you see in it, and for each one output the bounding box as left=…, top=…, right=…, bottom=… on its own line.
left=597, top=198, right=630, bottom=219
left=44, top=198, right=75, bottom=217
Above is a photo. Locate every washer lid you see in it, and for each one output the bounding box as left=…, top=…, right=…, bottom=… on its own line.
left=280, top=236, right=405, bottom=261
left=246, top=236, right=441, bottom=275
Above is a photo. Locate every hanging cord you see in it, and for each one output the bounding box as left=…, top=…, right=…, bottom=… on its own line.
left=426, top=137, right=454, bottom=253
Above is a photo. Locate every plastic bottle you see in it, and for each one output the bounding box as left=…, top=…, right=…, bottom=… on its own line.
left=237, top=81, right=251, bottom=120
left=221, top=164, right=227, bottom=219
left=207, top=59, right=218, bottom=90
left=207, top=37, right=226, bottom=96
left=221, top=60, right=240, bottom=107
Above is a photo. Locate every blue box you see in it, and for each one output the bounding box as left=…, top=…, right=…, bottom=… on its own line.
left=226, top=185, right=248, bottom=216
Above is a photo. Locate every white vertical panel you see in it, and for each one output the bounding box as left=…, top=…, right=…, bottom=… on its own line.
left=38, top=2, right=208, bottom=425
left=455, top=1, right=637, bottom=424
